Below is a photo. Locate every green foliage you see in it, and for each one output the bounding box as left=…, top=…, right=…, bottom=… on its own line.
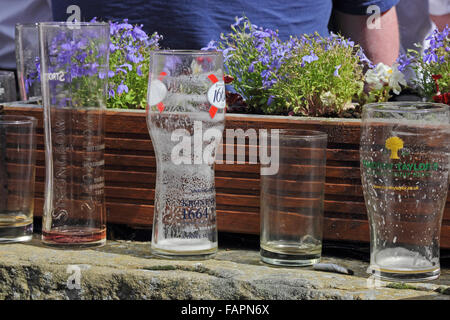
left=273, top=33, right=365, bottom=116
left=106, top=20, right=161, bottom=109
left=398, top=26, right=449, bottom=100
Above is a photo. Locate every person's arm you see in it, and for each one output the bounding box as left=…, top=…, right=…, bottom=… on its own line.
left=429, top=0, right=450, bottom=31
left=332, top=1, right=400, bottom=66
left=430, top=14, right=450, bottom=31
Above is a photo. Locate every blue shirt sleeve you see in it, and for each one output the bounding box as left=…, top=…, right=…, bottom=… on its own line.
left=333, top=0, right=400, bottom=15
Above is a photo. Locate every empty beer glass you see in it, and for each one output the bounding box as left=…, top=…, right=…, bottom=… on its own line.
left=39, top=22, right=109, bottom=248
left=15, top=23, right=41, bottom=101
left=260, top=130, right=328, bottom=266
left=361, top=102, right=450, bottom=281
left=0, top=71, right=17, bottom=103
left=0, top=115, right=36, bottom=242
left=147, top=50, right=225, bottom=259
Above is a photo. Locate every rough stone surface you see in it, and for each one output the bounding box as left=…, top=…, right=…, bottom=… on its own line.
left=0, top=238, right=449, bottom=300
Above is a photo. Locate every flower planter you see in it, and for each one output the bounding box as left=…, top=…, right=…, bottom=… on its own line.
left=3, top=103, right=450, bottom=248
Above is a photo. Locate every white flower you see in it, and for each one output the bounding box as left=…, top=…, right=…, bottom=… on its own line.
left=365, top=63, right=406, bottom=95
left=320, top=91, right=336, bottom=106
left=190, top=59, right=203, bottom=75
left=389, top=63, right=407, bottom=95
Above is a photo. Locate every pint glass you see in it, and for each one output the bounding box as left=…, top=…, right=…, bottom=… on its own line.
left=147, top=50, right=225, bottom=259
left=39, top=22, right=109, bottom=248
left=260, top=130, right=327, bottom=266
left=361, top=102, right=450, bottom=281
left=15, top=23, right=41, bottom=101
left=0, top=115, right=37, bottom=242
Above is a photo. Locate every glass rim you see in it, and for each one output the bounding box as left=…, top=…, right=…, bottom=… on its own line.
left=151, top=50, right=222, bottom=56
left=363, top=102, right=449, bottom=113
left=272, top=129, right=328, bottom=140
left=37, top=21, right=109, bottom=27
left=0, top=115, right=37, bottom=125
left=15, top=23, right=39, bottom=28
left=0, top=70, right=15, bottom=76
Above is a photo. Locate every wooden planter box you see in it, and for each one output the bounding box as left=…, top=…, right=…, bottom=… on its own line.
left=3, top=104, right=450, bottom=248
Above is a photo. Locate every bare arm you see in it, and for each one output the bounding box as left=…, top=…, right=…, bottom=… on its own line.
left=333, top=7, right=400, bottom=66
left=430, top=13, right=450, bottom=31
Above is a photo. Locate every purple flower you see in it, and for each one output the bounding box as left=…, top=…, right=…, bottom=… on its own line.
left=119, top=63, right=132, bottom=71
left=334, top=65, right=341, bottom=77
left=132, top=26, right=148, bottom=41
left=117, top=82, right=129, bottom=95
left=302, top=52, right=319, bottom=64
left=231, top=16, right=245, bottom=27
left=356, top=49, right=374, bottom=68
left=108, top=88, right=115, bottom=98
left=252, top=30, right=271, bottom=39
left=127, top=53, right=143, bottom=64
left=396, top=53, right=414, bottom=72
left=423, top=51, right=438, bottom=63
left=115, top=67, right=128, bottom=74
left=136, top=65, right=143, bottom=76
left=118, top=19, right=133, bottom=31
left=110, top=42, right=118, bottom=51
left=201, top=40, right=218, bottom=51
left=222, top=47, right=236, bottom=62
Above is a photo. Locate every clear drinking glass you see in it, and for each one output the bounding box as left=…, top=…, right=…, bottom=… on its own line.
left=147, top=50, right=225, bottom=259
left=15, top=23, right=41, bottom=101
left=0, top=71, right=17, bottom=103
left=361, top=102, right=450, bottom=281
left=39, top=22, right=109, bottom=248
left=260, top=130, right=328, bottom=266
left=0, top=115, right=37, bottom=242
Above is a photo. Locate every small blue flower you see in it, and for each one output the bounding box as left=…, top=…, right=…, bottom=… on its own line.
left=302, top=52, right=319, bottom=64
left=334, top=65, right=341, bottom=77
left=119, top=63, right=132, bottom=71
left=222, top=47, right=236, bottom=62
left=201, top=40, right=218, bottom=51
left=117, top=82, right=129, bottom=95
left=231, top=16, right=245, bottom=27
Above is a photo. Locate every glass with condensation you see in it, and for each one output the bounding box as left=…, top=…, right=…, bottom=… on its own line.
left=147, top=50, right=225, bottom=259
left=361, top=102, right=450, bottom=281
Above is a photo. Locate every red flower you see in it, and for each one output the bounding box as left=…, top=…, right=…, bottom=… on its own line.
left=433, top=92, right=450, bottom=105
left=432, top=74, right=442, bottom=94
left=224, top=75, right=234, bottom=84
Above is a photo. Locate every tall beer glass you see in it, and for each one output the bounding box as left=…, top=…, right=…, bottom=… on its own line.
left=15, top=23, right=41, bottom=101
left=147, top=50, right=225, bottom=259
left=39, top=22, right=109, bottom=248
left=361, top=102, right=450, bottom=281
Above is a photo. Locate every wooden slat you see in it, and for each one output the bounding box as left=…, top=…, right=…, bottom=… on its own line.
left=4, top=106, right=449, bottom=248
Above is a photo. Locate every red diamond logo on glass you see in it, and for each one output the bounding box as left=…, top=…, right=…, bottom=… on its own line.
left=207, top=74, right=225, bottom=119
left=157, top=102, right=165, bottom=113
left=209, top=105, right=218, bottom=119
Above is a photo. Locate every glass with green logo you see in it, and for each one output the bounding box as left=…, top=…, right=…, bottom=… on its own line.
left=361, top=102, right=450, bottom=281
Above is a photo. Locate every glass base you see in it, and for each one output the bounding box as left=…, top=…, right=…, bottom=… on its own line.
left=367, top=265, right=440, bottom=282
left=41, top=237, right=106, bottom=249
left=151, top=243, right=217, bottom=260
left=0, top=223, right=33, bottom=243
left=41, top=227, right=106, bottom=249
left=260, top=248, right=320, bottom=266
